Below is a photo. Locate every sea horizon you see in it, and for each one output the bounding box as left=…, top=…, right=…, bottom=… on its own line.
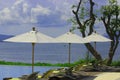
left=0, top=42, right=120, bottom=63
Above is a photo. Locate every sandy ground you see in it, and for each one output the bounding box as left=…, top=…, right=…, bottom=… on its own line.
left=81, top=72, right=120, bottom=80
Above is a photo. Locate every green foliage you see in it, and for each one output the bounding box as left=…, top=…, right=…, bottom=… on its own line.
left=101, top=0, right=120, bottom=17
left=79, top=7, right=85, bottom=19
left=71, top=5, right=77, bottom=9
left=111, top=60, right=120, bottom=66
left=0, top=60, right=31, bottom=66
left=0, top=59, right=94, bottom=67
left=1, top=59, right=120, bottom=67
left=69, top=18, right=77, bottom=25
left=41, top=69, right=54, bottom=78
left=84, top=51, right=93, bottom=64
left=102, top=5, right=119, bottom=16
left=53, top=63, right=73, bottom=67
left=109, top=0, right=117, bottom=5
left=34, top=62, right=52, bottom=66
left=101, top=0, right=120, bottom=33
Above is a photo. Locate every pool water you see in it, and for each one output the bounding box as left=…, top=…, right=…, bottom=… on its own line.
left=0, top=65, right=58, bottom=80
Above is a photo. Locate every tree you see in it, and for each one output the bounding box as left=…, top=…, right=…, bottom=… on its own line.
left=72, top=0, right=102, bottom=61
left=71, top=0, right=120, bottom=65
left=101, top=0, right=120, bottom=65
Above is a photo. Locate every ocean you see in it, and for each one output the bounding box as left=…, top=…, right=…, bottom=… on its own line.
left=0, top=42, right=120, bottom=63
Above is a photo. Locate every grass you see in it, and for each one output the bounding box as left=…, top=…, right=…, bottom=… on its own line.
left=0, top=59, right=89, bottom=67
left=0, top=61, right=31, bottom=66
left=0, top=59, right=120, bottom=67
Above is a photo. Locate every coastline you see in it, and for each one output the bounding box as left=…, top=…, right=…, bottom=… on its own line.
left=1, top=59, right=120, bottom=67
left=0, top=60, right=76, bottom=67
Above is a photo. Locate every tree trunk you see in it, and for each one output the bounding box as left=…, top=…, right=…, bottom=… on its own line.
left=107, top=41, right=119, bottom=65
left=72, top=0, right=103, bottom=62
left=85, top=43, right=102, bottom=61
left=101, top=0, right=120, bottom=65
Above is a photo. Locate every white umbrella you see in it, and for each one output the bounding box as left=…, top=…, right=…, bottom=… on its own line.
left=84, top=32, right=112, bottom=49
left=55, top=31, right=89, bottom=64
left=84, top=32, right=112, bottom=59
left=84, top=32, right=112, bottom=42
left=3, top=27, right=56, bottom=73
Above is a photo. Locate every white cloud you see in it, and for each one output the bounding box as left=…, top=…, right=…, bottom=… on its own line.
left=60, top=2, right=73, bottom=20
left=0, top=0, right=31, bottom=24
left=0, top=8, right=11, bottom=16
left=12, top=0, right=24, bottom=10
left=31, top=5, right=51, bottom=15
left=0, top=8, right=12, bottom=23
left=31, top=5, right=51, bottom=23
left=23, top=3, right=29, bottom=13
left=48, top=0, right=75, bottom=21
left=14, top=0, right=24, bottom=6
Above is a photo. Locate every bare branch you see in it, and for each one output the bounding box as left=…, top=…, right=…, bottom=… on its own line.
left=76, top=0, right=82, bottom=13
left=72, top=0, right=83, bottom=29
left=88, top=0, right=95, bottom=34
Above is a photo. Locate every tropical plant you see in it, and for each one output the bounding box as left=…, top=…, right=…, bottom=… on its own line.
left=71, top=0, right=120, bottom=65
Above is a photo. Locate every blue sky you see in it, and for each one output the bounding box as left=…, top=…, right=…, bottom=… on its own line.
left=0, top=0, right=119, bottom=37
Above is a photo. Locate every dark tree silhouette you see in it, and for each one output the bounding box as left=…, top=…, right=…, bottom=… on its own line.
left=72, top=0, right=120, bottom=65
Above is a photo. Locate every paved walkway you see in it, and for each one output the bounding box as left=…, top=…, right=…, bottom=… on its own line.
left=82, top=72, right=120, bottom=80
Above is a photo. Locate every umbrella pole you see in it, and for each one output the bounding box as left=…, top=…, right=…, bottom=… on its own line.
left=68, top=43, right=71, bottom=64
left=94, top=42, right=96, bottom=51
left=32, top=43, right=35, bottom=73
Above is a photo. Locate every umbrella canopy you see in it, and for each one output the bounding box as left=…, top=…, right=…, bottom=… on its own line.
left=4, top=28, right=55, bottom=43
left=84, top=32, right=112, bottom=58
left=55, top=32, right=89, bottom=64
left=3, top=27, right=56, bottom=73
left=56, top=32, right=89, bottom=43
left=84, top=32, right=112, bottom=42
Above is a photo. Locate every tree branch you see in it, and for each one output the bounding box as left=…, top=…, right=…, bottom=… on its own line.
left=88, top=0, right=95, bottom=34
left=72, top=0, right=83, bottom=29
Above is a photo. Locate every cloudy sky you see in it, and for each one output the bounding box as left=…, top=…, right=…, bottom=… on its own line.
left=0, top=0, right=119, bottom=37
